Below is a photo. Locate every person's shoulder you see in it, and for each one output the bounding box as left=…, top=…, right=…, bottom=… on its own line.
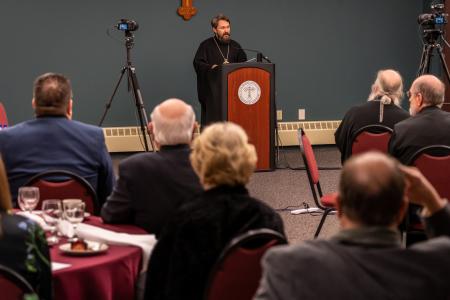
left=199, top=37, right=214, bottom=46
left=70, top=120, right=103, bottom=132
left=411, top=236, right=450, bottom=253
left=265, top=240, right=332, bottom=265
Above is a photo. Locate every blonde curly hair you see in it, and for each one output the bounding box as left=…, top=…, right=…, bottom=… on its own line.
left=190, top=122, right=257, bottom=188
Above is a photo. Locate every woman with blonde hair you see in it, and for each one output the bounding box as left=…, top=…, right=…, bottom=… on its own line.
left=145, top=122, right=285, bottom=300
left=0, top=158, right=52, bottom=299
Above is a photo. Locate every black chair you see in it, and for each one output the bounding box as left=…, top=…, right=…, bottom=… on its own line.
left=204, top=228, right=287, bottom=300
left=0, top=264, right=36, bottom=300
left=350, top=124, right=393, bottom=157
left=24, top=170, right=99, bottom=215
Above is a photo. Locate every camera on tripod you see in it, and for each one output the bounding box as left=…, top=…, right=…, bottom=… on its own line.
left=117, top=19, right=139, bottom=32
left=418, top=4, right=448, bottom=27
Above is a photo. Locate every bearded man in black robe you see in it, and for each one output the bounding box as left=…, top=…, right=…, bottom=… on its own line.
left=193, top=14, right=247, bottom=127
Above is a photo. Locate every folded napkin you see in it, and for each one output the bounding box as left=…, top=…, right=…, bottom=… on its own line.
left=16, top=211, right=51, bottom=231
left=57, top=220, right=75, bottom=238
left=75, top=223, right=157, bottom=273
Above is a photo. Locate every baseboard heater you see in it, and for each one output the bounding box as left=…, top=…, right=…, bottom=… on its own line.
left=103, top=120, right=341, bottom=153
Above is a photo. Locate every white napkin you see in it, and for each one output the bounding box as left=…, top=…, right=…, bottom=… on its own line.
left=57, top=220, right=75, bottom=238
left=16, top=211, right=51, bottom=231
left=75, top=223, right=157, bottom=273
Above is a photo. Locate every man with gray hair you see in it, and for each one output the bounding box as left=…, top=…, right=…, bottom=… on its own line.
left=335, top=69, right=409, bottom=163
left=389, top=74, right=450, bottom=164
left=101, top=98, right=202, bottom=237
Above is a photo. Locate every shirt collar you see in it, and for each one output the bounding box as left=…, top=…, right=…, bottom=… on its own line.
left=331, top=227, right=402, bottom=248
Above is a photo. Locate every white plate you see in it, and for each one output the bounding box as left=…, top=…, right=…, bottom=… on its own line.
left=59, top=241, right=108, bottom=256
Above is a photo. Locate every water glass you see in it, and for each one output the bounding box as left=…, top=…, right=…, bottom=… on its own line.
left=64, top=202, right=85, bottom=238
left=18, top=187, right=40, bottom=213
left=42, top=199, right=62, bottom=244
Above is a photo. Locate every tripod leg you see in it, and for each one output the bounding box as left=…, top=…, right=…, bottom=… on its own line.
left=420, top=44, right=433, bottom=76
left=436, top=45, right=450, bottom=85
left=99, top=67, right=127, bottom=126
left=128, top=67, right=155, bottom=152
left=417, top=45, right=428, bottom=76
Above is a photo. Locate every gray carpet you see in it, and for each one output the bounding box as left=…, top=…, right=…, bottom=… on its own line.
left=111, top=145, right=343, bottom=245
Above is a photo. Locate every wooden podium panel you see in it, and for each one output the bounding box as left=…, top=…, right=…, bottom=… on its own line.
left=227, top=68, right=272, bottom=170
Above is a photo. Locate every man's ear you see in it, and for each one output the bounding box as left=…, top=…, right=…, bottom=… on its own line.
left=192, top=122, right=198, bottom=138
left=147, top=122, right=153, bottom=135
left=67, top=99, right=73, bottom=119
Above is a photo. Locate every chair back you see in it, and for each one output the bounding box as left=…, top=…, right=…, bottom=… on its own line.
left=204, top=229, right=287, bottom=300
left=0, top=265, right=36, bottom=300
left=0, top=102, right=8, bottom=128
left=24, top=170, right=98, bottom=215
left=350, top=124, right=393, bottom=156
left=409, top=145, right=450, bottom=200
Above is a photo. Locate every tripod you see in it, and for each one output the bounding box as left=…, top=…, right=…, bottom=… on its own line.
left=99, top=30, right=153, bottom=152
left=417, top=29, right=450, bottom=84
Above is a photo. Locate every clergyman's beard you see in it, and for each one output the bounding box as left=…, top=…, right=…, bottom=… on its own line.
left=216, top=33, right=231, bottom=44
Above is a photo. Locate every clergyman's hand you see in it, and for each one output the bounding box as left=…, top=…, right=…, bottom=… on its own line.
left=400, top=165, right=447, bottom=217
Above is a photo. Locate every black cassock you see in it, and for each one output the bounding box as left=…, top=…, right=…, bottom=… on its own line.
left=193, top=36, right=247, bottom=127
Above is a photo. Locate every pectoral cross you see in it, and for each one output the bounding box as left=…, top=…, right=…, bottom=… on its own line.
left=178, top=0, right=197, bottom=21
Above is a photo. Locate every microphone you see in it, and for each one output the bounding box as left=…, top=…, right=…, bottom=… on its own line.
left=232, top=46, right=272, bottom=63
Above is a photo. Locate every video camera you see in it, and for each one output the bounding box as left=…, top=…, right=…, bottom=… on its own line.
left=418, top=3, right=447, bottom=26
left=117, top=19, right=139, bottom=32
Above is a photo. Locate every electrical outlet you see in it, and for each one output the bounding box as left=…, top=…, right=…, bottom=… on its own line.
left=298, top=109, right=305, bottom=120
left=277, top=110, right=283, bottom=121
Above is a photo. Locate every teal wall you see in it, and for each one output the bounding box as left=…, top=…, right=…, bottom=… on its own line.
left=0, top=0, right=424, bottom=126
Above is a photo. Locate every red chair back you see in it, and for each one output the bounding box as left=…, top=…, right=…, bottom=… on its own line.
left=410, top=146, right=450, bottom=200
left=24, top=170, right=98, bottom=215
left=298, top=129, right=320, bottom=184
left=351, top=124, right=392, bottom=156
left=0, top=265, right=36, bottom=300
left=205, top=229, right=287, bottom=300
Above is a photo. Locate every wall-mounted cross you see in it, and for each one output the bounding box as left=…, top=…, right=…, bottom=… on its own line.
left=178, top=0, right=197, bottom=21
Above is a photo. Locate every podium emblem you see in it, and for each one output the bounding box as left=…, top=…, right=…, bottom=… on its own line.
left=238, top=81, right=261, bottom=105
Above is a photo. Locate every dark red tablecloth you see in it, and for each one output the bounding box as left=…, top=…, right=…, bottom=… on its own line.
left=51, top=217, right=146, bottom=300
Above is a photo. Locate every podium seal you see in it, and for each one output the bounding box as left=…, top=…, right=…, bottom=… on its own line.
left=238, top=81, right=261, bottom=105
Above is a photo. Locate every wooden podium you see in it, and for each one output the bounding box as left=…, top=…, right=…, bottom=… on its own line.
left=209, top=62, right=275, bottom=171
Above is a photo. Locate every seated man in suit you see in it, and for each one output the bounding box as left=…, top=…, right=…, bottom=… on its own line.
left=335, top=69, right=409, bottom=163
left=254, top=152, right=450, bottom=300
left=389, top=74, right=450, bottom=164
left=0, top=73, right=114, bottom=206
left=101, top=98, right=202, bottom=237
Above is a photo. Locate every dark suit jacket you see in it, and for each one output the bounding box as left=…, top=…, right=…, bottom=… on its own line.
left=0, top=212, right=52, bottom=300
left=101, top=144, right=202, bottom=237
left=255, top=217, right=450, bottom=300
left=335, top=100, right=409, bottom=163
left=0, top=116, right=114, bottom=206
left=389, top=106, right=450, bottom=164
left=144, top=185, right=285, bottom=300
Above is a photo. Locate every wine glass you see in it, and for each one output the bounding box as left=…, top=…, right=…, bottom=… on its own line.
left=18, top=187, right=40, bottom=213
left=42, top=199, right=62, bottom=245
left=64, top=202, right=85, bottom=238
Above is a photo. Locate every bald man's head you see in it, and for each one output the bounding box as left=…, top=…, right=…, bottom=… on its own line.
left=150, top=98, right=195, bottom=146
left=339, top=152, right=406, bottom=227
left=411, top=74, right=445, bottom=107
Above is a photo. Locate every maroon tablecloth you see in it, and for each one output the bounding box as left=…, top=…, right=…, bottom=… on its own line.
left=51, top=217, right=147, bottom=300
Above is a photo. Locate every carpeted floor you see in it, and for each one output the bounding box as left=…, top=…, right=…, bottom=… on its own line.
left=112, top=145, right=343, bottom=245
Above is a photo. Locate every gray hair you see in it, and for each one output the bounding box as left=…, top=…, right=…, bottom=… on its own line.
left=413, top=76, right=445, bottom=107
left=368, top=69, right=404, bottom=106
left=150, top=99, right=195, bottom=145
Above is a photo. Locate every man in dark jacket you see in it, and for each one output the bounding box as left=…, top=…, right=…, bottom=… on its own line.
left=101, top=98, right=202, bottom=237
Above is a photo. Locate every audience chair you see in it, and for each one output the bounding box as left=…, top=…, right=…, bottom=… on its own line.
left=24, top=170, right=99, bottom=215
left=298, top=128, right=338, bottom=238
left=0, top=265, right=36, bottom=300
left=403, top=145, right=450, bottom=245
left=0, top=102, right=8, bottom=128
left=350, top=124, right=393, bottom=156
left=204, top=228, right=287, bottom=300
